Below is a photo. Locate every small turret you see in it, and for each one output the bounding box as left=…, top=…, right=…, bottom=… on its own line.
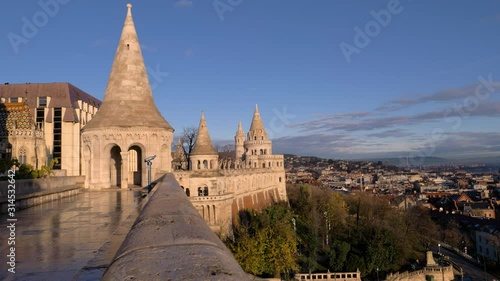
left=235, top=121, right=245, bottom=161
left=247, top=104, right=268, bottom=141
left=190, top=112, right=219, bottom=170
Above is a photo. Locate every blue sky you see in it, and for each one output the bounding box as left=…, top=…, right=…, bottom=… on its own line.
left=1, top=0, right=500, bottom=160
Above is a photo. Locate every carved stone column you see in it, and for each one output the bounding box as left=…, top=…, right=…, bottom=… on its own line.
left=120, top=151, right=129, bottom=189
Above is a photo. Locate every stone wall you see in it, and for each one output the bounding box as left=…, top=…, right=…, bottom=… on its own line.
left=174, top=168, right=287, bottom=235
left=0, top=176, right=84, bottom=197
left=102, top=173, right=250, bottom=281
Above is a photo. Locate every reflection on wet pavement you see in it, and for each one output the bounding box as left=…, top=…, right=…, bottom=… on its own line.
left=0, top=190, right=143, bottom=281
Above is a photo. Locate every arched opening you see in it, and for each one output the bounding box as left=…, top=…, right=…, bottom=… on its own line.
left=260, top=149, right=263, bottom=155
left=254, top=136, right=256, bottom=140
left=210, top=160, right=214, bottom=169
left=185, top=188, right=190, bottom=197
left=110, top=145, right=122, bottom=187
left=203, top=160, right=208, bottom=169
left=128, top=145, right=142, bottom=186
left=203, top=186, right=209, bottom=196
left=207, top=205, right=211, bottom=224
left=197, top=160, right=201, bottom=170
left=198, top=187, right=203, bottom=196
left=262, top=163, right=266, bottom=168
left=213, top=205, right=216, bottom=224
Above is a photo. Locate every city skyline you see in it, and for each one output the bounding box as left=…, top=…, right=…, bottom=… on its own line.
left=2, top=0, right=500, bottom=160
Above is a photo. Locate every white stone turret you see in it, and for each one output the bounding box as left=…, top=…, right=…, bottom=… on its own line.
left=234, top=121, right=245, bottom=161
left=81, top=4, right=173, bottom=189
left=244, top=105, right=273, bottom=168
left=190, top=112, right=219, bottom=171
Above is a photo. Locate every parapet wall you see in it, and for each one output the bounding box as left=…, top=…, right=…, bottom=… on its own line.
left=385, top=265, right=454, bottom=281
left=0, top=176, right=84, bottom=197
left=102, top=173, right=250, bottom=281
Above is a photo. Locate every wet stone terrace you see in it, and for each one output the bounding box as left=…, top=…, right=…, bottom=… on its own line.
left=0, top=190, right=144, bottom=281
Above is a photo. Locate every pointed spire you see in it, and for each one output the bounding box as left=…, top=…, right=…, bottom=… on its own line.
left=236, top=121, right=245, bottom=137
left=191, top=112, right=218, bottom=156
left=248, top=104, right=268, bottom=140
left=83, top=4, right=173, bottom=131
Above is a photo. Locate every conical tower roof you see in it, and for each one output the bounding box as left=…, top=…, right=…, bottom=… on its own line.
left=191, top=112, right=218, bottom=156
left=236, top=121, right=245, bottom=137
left=83, top=4, right=173, bottom=131
left=248, top=104, right=268, bottom=139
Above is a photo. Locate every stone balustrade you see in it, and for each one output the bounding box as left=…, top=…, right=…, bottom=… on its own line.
left=102, top=173, right=250, bottom=281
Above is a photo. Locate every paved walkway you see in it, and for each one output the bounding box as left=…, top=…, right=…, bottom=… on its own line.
left=0, top=189, right=144, bottom=281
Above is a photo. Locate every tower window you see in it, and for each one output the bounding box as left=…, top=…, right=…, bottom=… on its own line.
left=10, top=97, right=18, bottom=103
left=126, top=44, right=130, bottom=50
left=19, top=147, right=27, bottom=164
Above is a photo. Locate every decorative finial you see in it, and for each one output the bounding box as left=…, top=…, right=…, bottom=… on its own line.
left=127, top=3, right=132, bottom=9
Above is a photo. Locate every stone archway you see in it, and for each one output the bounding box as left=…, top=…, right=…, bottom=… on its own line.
left=110, top=145, right=122, bottom=187
left=128, top=145, right=142, bottom=186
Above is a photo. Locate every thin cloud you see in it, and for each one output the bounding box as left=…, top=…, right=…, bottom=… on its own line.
left=481, top=13, right=500, bottom=24
left=366, top=129, right=414, bottom=138
left=272, top=131, right=500, bottom=159
left=184, top=48, right=194, bottom=58
left=175, top=0, right=193, bottom=8
left=292, top=101, right=500, bottom=133
left=91, top=39, right=108, bottom=48
left=377, top=79, right=500, bottom=111
left=140, top=44, right=158, bottom=52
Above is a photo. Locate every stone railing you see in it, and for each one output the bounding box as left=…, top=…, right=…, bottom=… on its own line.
left=0, top=176, right=84, bottom=213
left=0, top=176, right=84, bottom=197
left=295, top=269, right=361, bottom=280
left=386, top=265, right=454, bottom=281
left=102, top=173, right=250, bottom=281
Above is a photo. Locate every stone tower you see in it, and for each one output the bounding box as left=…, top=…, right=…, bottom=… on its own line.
left=190, top=112, right=218, bottom=171
left=234, top=121, right=245, bottom=161
left=244, top=104, right=272, bottom=168
left=81, top=4, right=174, bottom=189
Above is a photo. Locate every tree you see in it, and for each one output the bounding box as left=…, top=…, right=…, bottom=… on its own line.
left=216, top=144, right=234, bottom=162
left=181, top=127, right=197, bottom=170
left=227, top=203, right=298, bottom=279
left=0, top=158, right=17, bottom=175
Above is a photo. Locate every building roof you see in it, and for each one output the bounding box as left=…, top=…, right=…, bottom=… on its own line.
left=0, top=103, right=38, bottom=136
left=191, top=112, right=218, bottom=156
left=248, top=104, right=268, bottom=140
left=82, top=4, right=173, bottom=132
left=0, top=82, right=101, bottom=123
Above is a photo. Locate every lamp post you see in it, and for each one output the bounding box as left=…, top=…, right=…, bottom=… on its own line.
left=144, top=155, right=156, bottom=193
left=438, top=243, right=441, bottom=255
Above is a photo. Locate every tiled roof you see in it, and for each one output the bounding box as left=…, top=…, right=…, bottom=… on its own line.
left=0, top=103, right=35, bottom=136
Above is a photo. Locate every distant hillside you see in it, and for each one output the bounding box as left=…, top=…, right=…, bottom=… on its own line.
left=363, top=156, right=450, bottom=167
